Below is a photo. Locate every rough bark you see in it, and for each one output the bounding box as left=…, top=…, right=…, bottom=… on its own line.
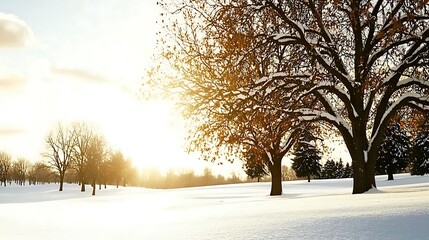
left=352, top=158, right=377, bottom=194
left=268, top=157, right=283, bottom=196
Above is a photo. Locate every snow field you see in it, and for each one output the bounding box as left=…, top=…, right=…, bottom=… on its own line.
left=0, top=174, right=428, bottom=240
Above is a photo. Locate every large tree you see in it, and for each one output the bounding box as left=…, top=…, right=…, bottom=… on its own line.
left=44, top=123, right=77, bottom=191
left=159, top=0, right=429, bottom=194
left=157, top=0, right=304, bottom=195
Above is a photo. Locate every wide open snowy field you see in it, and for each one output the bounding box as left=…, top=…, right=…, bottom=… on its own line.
left=1, top=174, right=428, bottom=240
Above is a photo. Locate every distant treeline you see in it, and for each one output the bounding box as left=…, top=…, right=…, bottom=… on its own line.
left=139, top=168, right=243, bottom=189
left=0, top=151, right=139, bottom=189
left=0, top=153, right=300, bottom=190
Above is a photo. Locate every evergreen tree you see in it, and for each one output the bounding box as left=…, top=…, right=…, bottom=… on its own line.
left=321, top=160, right=337, bottom=179
left=376, top=122, right=410, bottom=180
left=343, top=162, right=353, bottom=178
left=410, top=122, right=429, bottom=176
left=291, top=128, right=322, bottom=182
left=243, top=148, right=268, bottom=182
left=335, top=159, right=345, bottom=179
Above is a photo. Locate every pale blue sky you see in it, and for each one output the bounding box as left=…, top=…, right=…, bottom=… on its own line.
left=0, top=1, right=246, bottom=176
left=0, top=1, right=192, bottom=171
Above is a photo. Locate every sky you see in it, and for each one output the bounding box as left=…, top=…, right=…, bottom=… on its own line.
left=0, top=0, right=244, bottom=175
left=0, top=1, right=350, bottom=177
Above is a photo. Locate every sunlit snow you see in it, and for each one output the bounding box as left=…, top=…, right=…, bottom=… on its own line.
left=1, top=174, right=428, bottom=239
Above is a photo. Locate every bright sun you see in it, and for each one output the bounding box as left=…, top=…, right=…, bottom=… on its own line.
left=99, top=98, right=187, bottom=172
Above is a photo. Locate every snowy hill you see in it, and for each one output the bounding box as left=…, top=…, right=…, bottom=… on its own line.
left=1, top=174, right=428, bottom=240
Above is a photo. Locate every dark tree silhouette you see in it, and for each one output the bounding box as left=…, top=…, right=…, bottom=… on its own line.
left=291, top=128, right=322, bottom=182
left=335, top=159, right=345, bottom=179
left=343, top=162, right=353, bottom=178
left=376, top=122, right=410, bottom=180
left=44, top=123, right=77, bottom=191
left=242, top=147, right=268, bottom=182
left=410, top=120, right=429, bottom=175
left=321, top=160, right=337, bottom=179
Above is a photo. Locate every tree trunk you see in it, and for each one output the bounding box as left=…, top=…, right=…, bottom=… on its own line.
left=59, top=173, right=65, bottom=191
left=80, top=174, right=85, bottom=192
left=269, top=160, right=282, bottom=196
left=352, top=158, right=376, bottom=194
left=92, top=178, right=96, bottom=196
left=307, top=175, right=311, bottom=182
left=387, top=172, right=394, bottom=181
left=347, top=127, right=378, bottom=194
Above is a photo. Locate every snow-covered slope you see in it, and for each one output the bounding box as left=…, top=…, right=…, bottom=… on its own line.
left=1, top=174, right=428, bottom=240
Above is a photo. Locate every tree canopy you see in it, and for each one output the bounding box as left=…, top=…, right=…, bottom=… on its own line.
left=157, top=0, right=429, bottom=194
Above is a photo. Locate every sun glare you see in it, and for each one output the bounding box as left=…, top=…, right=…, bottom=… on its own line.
left=98, top=99, right=186, bottom=172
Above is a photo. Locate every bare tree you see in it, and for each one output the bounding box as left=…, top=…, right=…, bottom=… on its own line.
left=28, top=161, right=52, bottom=185
left=110, top=150, right=125, bottom=188
left=72, top=122, right=94, bottom=192
left=86, top=134, right=107, bottom=196
left=0, top=151, right=12, bottom=187
left=12, top=158, right=30, bottom=186
left=44, top=123, right=77, bottom=191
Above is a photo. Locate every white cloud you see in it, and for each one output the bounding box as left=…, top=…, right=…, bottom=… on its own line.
left=0, top=12, right=33, bottom=48
left=0, top=58, right=26, bottom=91
left=0, top=72, right=25, bottom=90
left=51, top=65, right=108, bottom=84
left=0, top=128, right=25, bottom=136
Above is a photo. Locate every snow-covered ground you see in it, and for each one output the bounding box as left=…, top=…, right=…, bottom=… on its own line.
left=1, top=174, right=428, bottom=240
